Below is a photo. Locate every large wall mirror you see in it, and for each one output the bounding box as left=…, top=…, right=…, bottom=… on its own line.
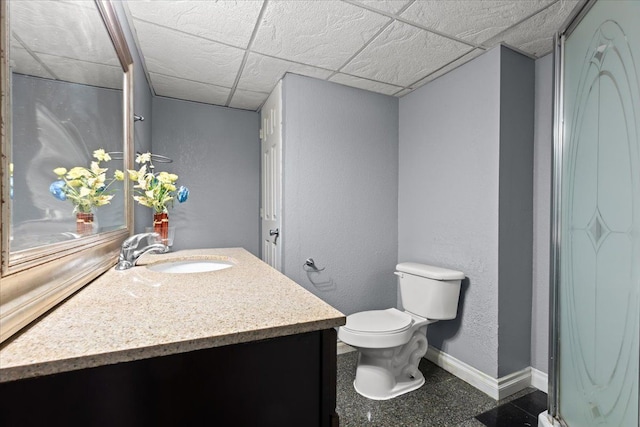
left=0, top=0, right=133, bottom=343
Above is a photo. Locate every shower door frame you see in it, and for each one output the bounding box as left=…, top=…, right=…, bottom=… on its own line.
left=549, top=0, right=637, bottom=422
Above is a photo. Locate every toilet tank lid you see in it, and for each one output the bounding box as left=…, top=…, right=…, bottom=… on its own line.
left=396, top=263, right=465, bottom=280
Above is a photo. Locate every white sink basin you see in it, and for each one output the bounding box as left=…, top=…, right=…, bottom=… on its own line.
left=147, top=259, right=234, bottom=274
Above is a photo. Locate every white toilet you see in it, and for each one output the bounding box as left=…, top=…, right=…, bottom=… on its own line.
left=338, top=262, right=464, bottom=400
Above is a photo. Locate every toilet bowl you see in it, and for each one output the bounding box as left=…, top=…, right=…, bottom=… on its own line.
left=338, top=263, right=464, bottom=400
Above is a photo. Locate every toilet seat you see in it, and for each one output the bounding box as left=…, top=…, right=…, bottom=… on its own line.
left=339, top=308, right=415, bottom=349
left=343, top=308, right=413, bottom=334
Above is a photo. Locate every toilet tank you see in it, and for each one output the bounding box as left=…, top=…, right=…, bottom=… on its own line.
left=396, top=263, right=465, bottom=320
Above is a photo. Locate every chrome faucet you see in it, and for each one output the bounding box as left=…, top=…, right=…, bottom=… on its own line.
left=115, top=232, right=169, bottom=270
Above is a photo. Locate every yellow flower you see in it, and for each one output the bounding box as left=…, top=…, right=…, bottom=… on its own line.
left=136, top=152, right=151, bottom=164
left=67, top=167, right=91, bottom=179
left=90, top=161, right=107, bottom=175
left=53, top=167, right=67, bottom=177
left=157, top=172, right=172, bottom=184
left=164, top=183, right=176, bottom=192
left=168, top=173, right=178, bottom=182
left=114, top=170, right=124, bottom=181
left=127, top=169, right=139, bottom=181
left=93, top=149, right=111, bottom=162
left=79, top=187, right=91, bottom=197
left=68, top=179, right=82, bottom=187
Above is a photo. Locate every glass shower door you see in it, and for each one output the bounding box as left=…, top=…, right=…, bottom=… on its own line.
left=558, top=0, right=639, bottom=425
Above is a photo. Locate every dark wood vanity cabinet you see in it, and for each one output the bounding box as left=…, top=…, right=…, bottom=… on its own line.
left=0, top=329, right=339, bottom=427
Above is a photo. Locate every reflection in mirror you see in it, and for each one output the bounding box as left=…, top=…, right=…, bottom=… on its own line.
left=9, top=0, right=126, bottom=252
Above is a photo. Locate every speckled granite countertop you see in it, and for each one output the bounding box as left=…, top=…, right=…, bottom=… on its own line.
left=0, top=248, right=345, bottom=383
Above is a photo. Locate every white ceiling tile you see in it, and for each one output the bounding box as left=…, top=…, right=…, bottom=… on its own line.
left=133, top=20, right=244, bottom=88
left=490, top=0, right=581, bottom=57
left=9, top=44, right=55, bottom=80
left=126, top=1, right=264, bottom=49
left=237, top=53, right=332, bottom=93
left=411, top=48, right=485, bottom=89
left=150, top=73, right=230, bottom=106
left=329, top=73, right=403, bottom=95
left=401, top=0, right=556, bottom=45
left=229, top=89, right=269, bottom=111
left=40, top=54, right=123, bottom=90
left=252, top=1, right=390, bottom=69
left=10, top=0, right=119, bottom=66
left=350, top=0, right=413, bottom=15
left=342, top=21, right=472, bottom=87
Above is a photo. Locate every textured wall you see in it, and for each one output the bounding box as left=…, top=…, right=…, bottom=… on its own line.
left=151, top=97, right=260, bottom=255
left=531, top=53, right=553, bottom=373
left=281, top=74, right=398, bottom=316
left=399, top=47, right=502, bottom=377
left=113, top=1, right=154, bottom=234
left=497, top=46, right=535, bottom=377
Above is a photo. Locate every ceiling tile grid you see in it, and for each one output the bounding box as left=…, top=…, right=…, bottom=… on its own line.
left=132, top=20, right=244, bottom=89
left=328, top=73, right=404, bottom=96
left=236, top=53, right=333, bottom=94
left=126, top=1, right=264, bottom=49
left=399, top=0, right=557, bottom=46
left=486, top=0, right=581, bottom=57
left=341, top=20, right=473, bottom=87
left=251, top=0, right=391, bottom=69
left=123, top=0, right=585, bottom=111
left=150, top=73, right=231, bottom=106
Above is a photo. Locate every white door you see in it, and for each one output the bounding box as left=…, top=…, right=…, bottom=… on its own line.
left=260, top=81, right=282, bottom=270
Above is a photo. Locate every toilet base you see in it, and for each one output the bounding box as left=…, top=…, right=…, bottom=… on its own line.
left=354, top=370, right=425, bottom=401
left=350, top=326, right=429, bottom=400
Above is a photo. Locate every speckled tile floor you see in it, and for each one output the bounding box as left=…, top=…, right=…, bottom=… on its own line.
left=336, top=351, right=544, bottom=427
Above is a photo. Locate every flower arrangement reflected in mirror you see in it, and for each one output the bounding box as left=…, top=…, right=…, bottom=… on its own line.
left=128, top=152, right=189, bottom=244
left=50, top=149, right=124, bottom=234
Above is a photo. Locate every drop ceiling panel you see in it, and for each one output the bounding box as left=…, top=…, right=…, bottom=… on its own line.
left=328, top=73, right=403, bottom=95
left=229, top=89, right=270, bottom=111
left=150, top=73, right=231, bottom=106
left=350, top=0, right=413, bottom=15
left=40, top=54, right=123, bottom=90
left=126, top=1, right=264, bottom=49
left=400, top=0, right=556, bottom=45
left=251, top=0, right=390, bottom=69
left=237, top=53, right=333, bottom=94
left=122, top=0, right=586, bottom=110
left=10, top=45, right=54, bottom=80
left=342, top=21, right=472, bottom=87
left=491, top=0, right=580, bottom=57
left=411, top=48, right=485, bottom=89
left=10, top=0, right=119, bottom=66
left=133, top=20, right=244, bottom=88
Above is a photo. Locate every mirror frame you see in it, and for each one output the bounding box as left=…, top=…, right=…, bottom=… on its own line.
left=0, top=0, right=133, bottom=343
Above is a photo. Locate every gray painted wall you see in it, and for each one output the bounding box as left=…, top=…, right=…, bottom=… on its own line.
left=497, top=47, right=534, bottom=377
left=113, top=2, right=153, bottom=234
left=151, top=97, right=260, bottom=255
left=281, top=74, right=398, bottom=316
left=532, top=53, right=553, bottom=373
left=399, top=46, right=535, bottom=378
left=399, top=47, right=502, bottom=377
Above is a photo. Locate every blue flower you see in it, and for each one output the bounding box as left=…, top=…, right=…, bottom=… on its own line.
left=49, top=180, right=67, bottom=201
left=177, top=186, right=189, bottom=203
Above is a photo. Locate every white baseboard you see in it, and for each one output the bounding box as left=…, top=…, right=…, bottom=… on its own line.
left=337, top=342, right=549, bottom=399
left=530, top=367, right=548, bottom=393
left=426, top=346, right=540, bottom=400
